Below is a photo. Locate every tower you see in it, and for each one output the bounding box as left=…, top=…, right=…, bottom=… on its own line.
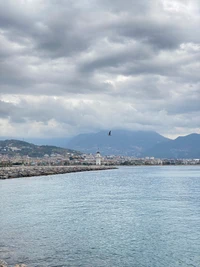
left=95, top=151, right=101, bottom=165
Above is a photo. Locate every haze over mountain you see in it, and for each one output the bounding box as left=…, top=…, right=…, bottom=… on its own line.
left=67, top=130, right=200, bottom=158
left=67, top=130, right=170, bottom=156
left=1, top=130, right=200, bottom=159
left=144, top=133, right=200, bottom=159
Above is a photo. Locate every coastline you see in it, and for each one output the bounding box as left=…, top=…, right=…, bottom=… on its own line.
left=0, top=165, right=117, bottom=180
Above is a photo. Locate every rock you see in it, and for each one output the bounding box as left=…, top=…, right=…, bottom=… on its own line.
left=0, top=259, right=8, bottom=267
left=0, top=259, right=28, bottom=267
left=0, top=165, right=116, bottom=179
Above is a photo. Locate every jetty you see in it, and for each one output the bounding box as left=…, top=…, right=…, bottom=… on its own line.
left=0, top=165, right=116, bottom=180
left=0, top=260, right=27, bottom=267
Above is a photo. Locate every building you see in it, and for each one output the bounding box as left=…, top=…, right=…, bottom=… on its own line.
left=95, top=151, right=101, bottom=165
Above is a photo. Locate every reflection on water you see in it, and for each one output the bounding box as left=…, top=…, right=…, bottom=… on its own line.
left=0, top=166, right=200, bottom=267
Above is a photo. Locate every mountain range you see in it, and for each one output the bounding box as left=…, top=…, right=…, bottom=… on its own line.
left=1, top=130, right=200, bottom=159
left=66, top=130, right=200, bottom=159
left=67, top=130, right=170, bottom=157
left=144, top=133, right=200, bottom=159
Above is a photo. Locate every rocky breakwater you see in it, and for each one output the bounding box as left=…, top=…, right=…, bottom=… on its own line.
left=0, top=261, right=26, bottom=267
left=0, top=165, right=116, bottom=179
left=0, top=260, right=27, bottom=267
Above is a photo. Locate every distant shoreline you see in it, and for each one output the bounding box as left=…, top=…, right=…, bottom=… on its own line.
left=0, top=165, right=117, bottom=180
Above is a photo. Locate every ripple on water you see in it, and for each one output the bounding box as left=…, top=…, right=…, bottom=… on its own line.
left=0, top=166, right=200, bottom=267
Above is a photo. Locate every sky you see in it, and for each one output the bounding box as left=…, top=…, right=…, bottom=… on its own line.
left=0, top=0, right=200, bottom=139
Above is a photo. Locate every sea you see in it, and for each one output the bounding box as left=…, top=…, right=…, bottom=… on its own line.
left=0, top=166, right=200, bottom=267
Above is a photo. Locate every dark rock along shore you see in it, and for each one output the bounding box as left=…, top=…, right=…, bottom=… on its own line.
left=0, top=165, right=116, bottom=179
left=0, top=260, right=27, bottom=267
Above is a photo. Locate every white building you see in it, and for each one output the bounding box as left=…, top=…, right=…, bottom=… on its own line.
left=95, top=151, right=101, bottom=165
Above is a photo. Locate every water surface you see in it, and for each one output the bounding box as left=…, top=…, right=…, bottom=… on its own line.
left=0, top=166, right=200, bottom=266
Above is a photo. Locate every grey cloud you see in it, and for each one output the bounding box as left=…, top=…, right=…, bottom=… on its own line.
left=165, top=85, right=200, bottom=114
left=0, top=1, right=92, bottom=59
left=0, top=60, right=33, bottom=88
left=98, top=0, right=153, bottom=14
left=97, top=0, right=200, bottom=49
left=0, top=0, right=200, bottom=138
left=33, top=14, right=91, bottom=57
left=0, top=98, right=108, bottom=134
left=78, top=42, right=154, bottom=73
left=0, top=100, right=14, bottom=117
left=0, top=1, right=33, bottom=31
left=0, top=99, right=27, bottom=123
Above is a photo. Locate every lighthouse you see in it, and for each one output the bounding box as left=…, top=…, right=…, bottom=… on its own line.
left=95, top=151, right=101, bottom=165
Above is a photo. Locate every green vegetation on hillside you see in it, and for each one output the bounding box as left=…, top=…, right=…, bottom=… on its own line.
left=0, top=139, right=81, bottom=157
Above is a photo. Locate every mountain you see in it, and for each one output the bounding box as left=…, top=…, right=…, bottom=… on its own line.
left=144, top=133, right=200, bottom=159
left=0, top=139, right=80, bottom=157
left=0, top=137, right=71, bottom=147
left=2, top=132, right=199, bottom=159
left=67, top=130, right=170, bottom=156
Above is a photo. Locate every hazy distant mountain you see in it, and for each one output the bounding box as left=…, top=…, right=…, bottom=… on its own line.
left=2, top=132, right=199, bottom=159
left=67, top=130, right=170, bottom=156
left=144, top=133, right=200, bottom=159
left=0, top=139, right=80, bottom=157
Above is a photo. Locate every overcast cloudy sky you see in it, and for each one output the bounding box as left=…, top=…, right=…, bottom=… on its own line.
left=0, top=0, right=199, bottom=139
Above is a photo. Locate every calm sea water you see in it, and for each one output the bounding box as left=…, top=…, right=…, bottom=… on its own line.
left=0, top=166, right=200, bottom=267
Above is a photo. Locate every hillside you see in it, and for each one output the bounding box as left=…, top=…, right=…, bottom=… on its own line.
left=67, top=130, right=170, bottom=156
left=144, top=133, right=200, bottom=159
left=2, top=132, right=199, bottom=159
left=0, top=139, right=80, bottom=157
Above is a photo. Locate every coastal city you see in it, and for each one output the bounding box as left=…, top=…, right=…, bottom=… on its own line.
left=1, top=135, right=200, bottom=180
left=1, top=150, right=200, bottom=167
left=1, top=138, right=199, bottom=180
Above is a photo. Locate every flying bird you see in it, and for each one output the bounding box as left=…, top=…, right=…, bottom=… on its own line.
left=108, top=130, right=112, bottom=136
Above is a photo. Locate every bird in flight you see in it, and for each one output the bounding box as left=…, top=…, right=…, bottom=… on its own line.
left=108, top=130, right=112, bottom=136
